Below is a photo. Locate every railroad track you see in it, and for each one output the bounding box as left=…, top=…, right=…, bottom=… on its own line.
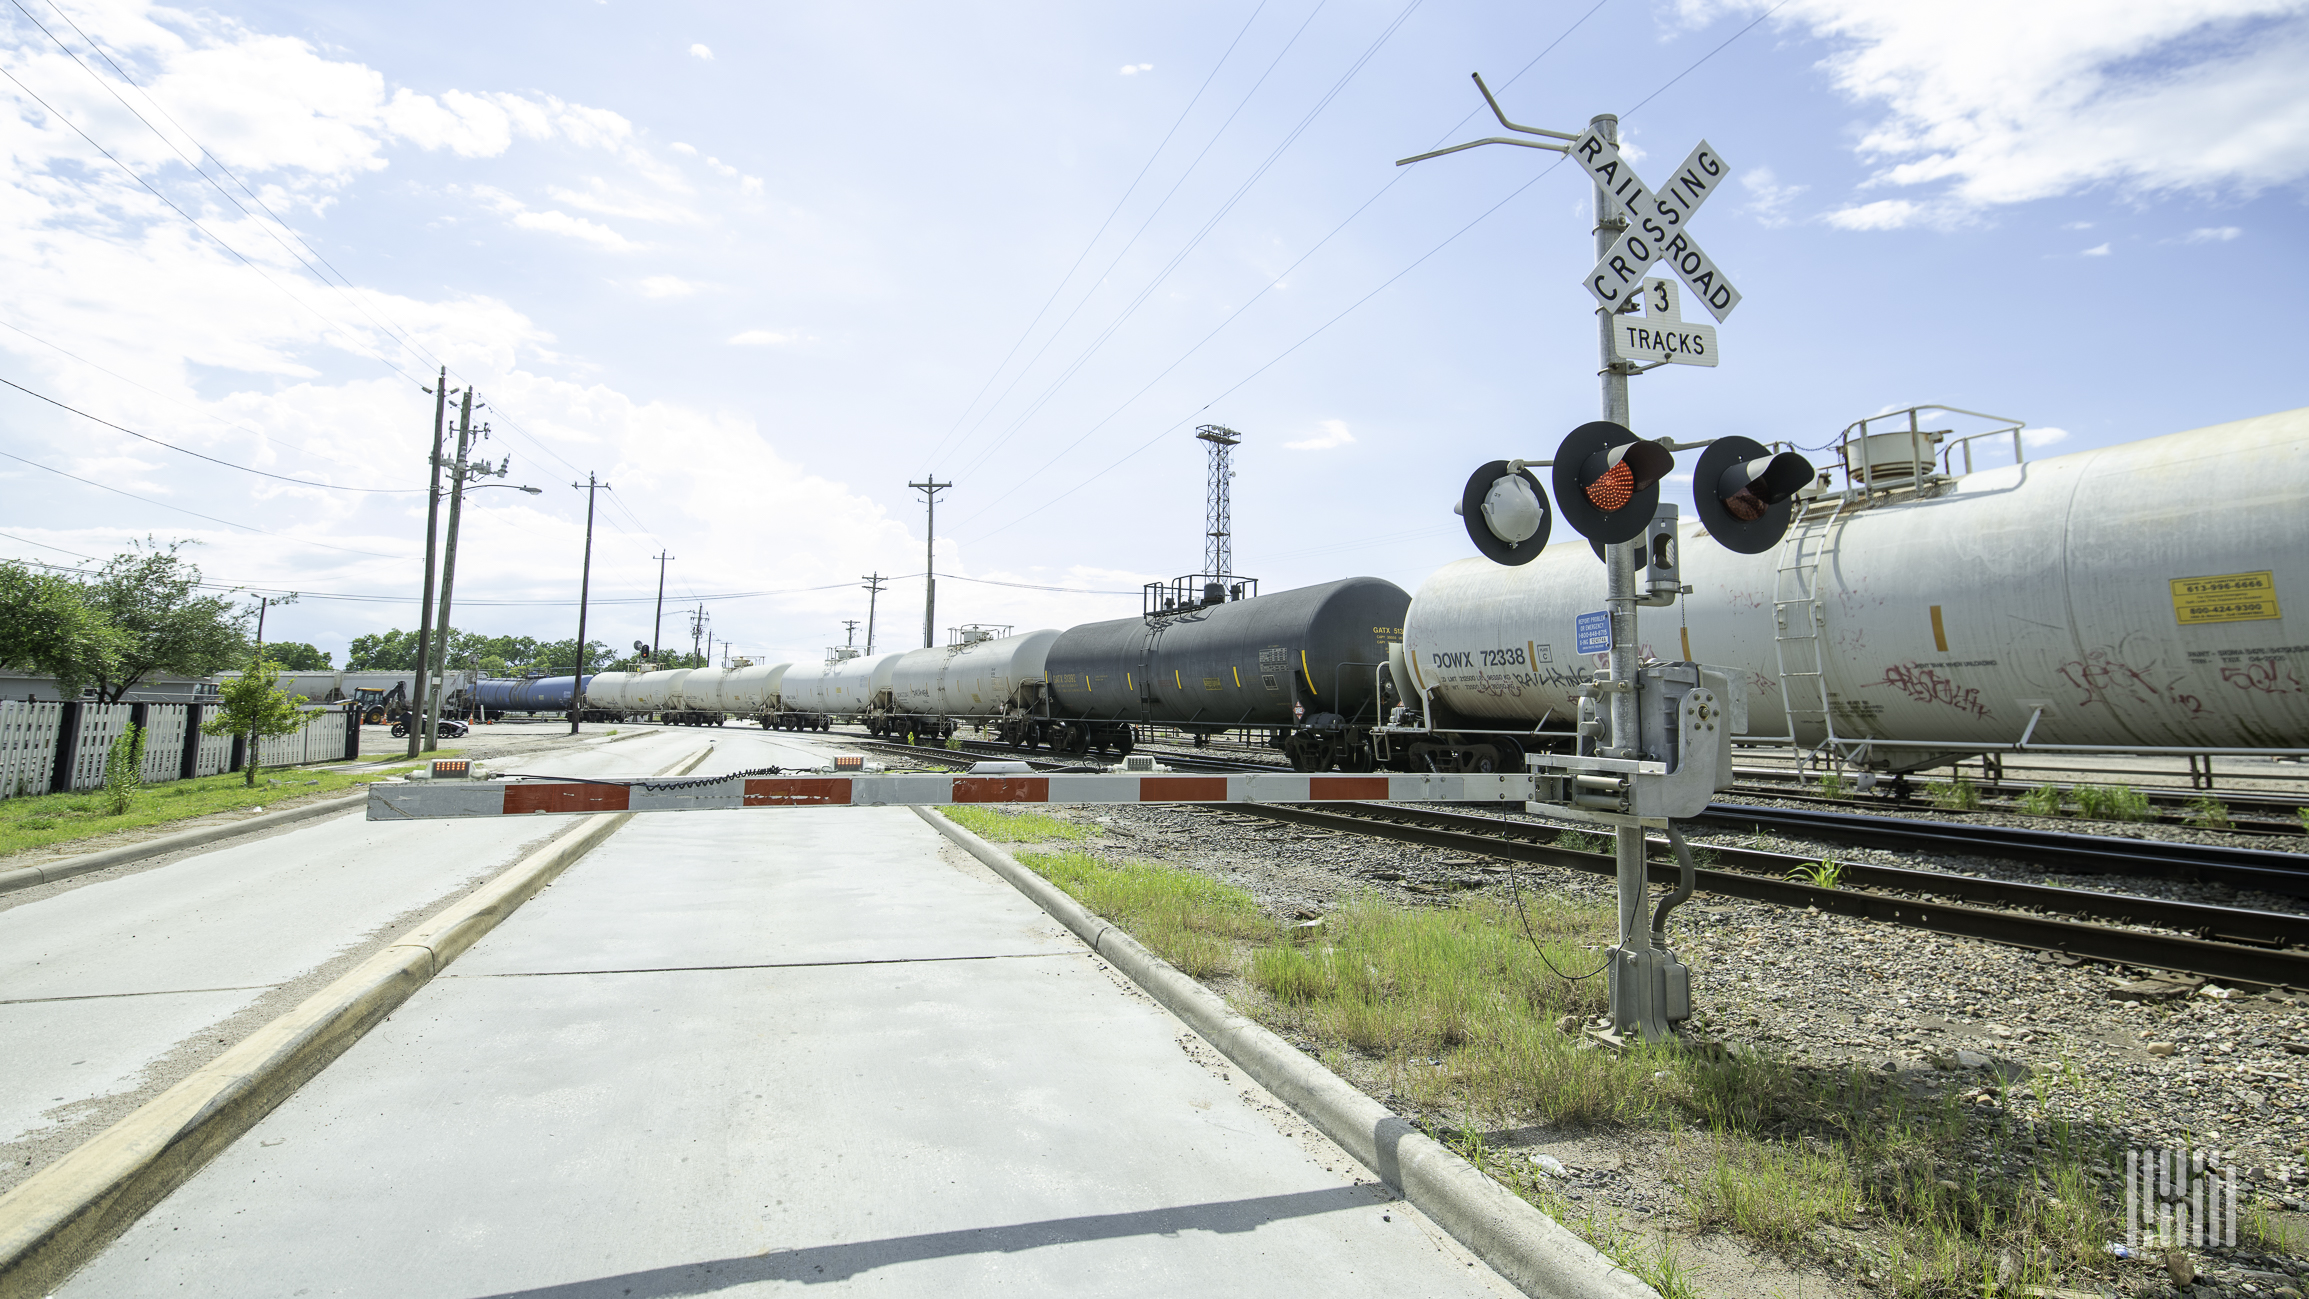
left=1693, top=802, right=2309, bottom=897
left=1720, top=781, right=2308, bottom=838
left=840, top=734, right=2307, bottom=988
left=1229, top=802, right=2309, bottom=990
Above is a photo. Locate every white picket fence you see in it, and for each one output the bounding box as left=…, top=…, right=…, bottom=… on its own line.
left=0, top=701, right=62, bottom=800
left=0, top=700, right=355, bottom=800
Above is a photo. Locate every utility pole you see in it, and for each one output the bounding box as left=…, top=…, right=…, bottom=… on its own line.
left=909, top=477, right=950, bottom=648
left=860, top=573, right=886, bottom=655
left=842, top=619, right=859, bottom=648
left=688, top=604, right=708, bottom=667
left=249, top=595, right=270, bottom=777
left=1195, top=425, right=1241, bottom=579
left=569, top=473, right=611, bottom=736
left=422, top=389, right=478, bottom=752
left=650, top=550, right=673, bottom=659
left=407, top=368, right=449, bottom=759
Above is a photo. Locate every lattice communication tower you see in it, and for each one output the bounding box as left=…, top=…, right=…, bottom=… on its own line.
left=1196, top=424, right=1241, bottom=577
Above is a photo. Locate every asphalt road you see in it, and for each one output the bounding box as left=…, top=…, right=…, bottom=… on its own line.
left=49, top=728, right=1516, bottom=1296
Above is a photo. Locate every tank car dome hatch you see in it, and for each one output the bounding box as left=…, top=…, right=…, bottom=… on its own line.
left=1457, top=460, right=1550, bottom=565
left=1553, top=420, right=1672, bottom=546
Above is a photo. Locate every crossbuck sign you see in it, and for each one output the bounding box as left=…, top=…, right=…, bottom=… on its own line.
left=1573, top=131, right=1742, bottom=323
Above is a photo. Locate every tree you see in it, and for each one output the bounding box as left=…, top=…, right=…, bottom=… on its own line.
left=345, top=628, right=420, bottom=670
left=83, top=541, right=248, bottom=702
left=265, top=641, right=333, bottom=671
left=202, top=658, right=310, bottom=786
left=0, top=561, right=124, bottom=695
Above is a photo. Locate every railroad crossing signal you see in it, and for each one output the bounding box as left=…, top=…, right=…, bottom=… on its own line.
left=1570, top=131, right=1742, bottom=322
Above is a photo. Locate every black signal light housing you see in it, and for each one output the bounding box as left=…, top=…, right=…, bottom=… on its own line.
left=1553, top=421, right=1673, bottom=546
left=1694, top=436, right=1816, bottom=553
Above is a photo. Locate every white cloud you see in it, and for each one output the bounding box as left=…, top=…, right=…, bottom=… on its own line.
left=728, top=329, right=812, bottom=346
left=1284, top=419, right=1356, bottom=451
left=2186, top=225, right=2243, bottom=241
left=2081, top=242, right=2112, bottom=256
left=740, top=176, right=764, bottom=195
left=2023, top=426, right=2071, bottom=447
left=548, top=179, right=699, bottom=223
left=705, top=156, right=740, bottom=178
left=1822, top=198, right=1923, bottom=230
left=471, top=186, right=638, bottom=249
left=1738, top=166, right=1808, bottom=227
left=689, top=44, right=714, bottom=61
left=638, top=276, right=699, bottom=297
left=672, top=142, right=698, bottom=155
left=2063, top=220, right=2095, bottom=230
left=1681, top=0, right=2309, bottom=221
left=1119, top=63, right=1154, bottom=75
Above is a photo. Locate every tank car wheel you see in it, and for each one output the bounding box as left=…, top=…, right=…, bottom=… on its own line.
left=1064, top=725, right=1092, bottom=756
left=1113, top=730, right=1134, bottom=757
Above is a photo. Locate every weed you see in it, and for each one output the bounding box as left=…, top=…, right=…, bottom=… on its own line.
left=1454, top=1128, right=1701, bottom=1299
left=945, top=734, right=964, bottom=751
left=101, top=724, right=146, bottom=817
left=1016, top=848, right=1273, bottom=977
left=1678, top=1128, right=1863, bottom=1242
left=939, top=805, right=1090, bottom=843
left=1554, top=830, right=1609, bottom=854
left=2018, top=785, right=2066, bottom=817
left=2299, top=807, right=2309, bottom=837
left=2072, top=784, right=2152, bottom=822
left=1816, top=769, right=1849, bottom=799
left=1928, top=775, right=1981, bottom=812
left=1786, top=857, right=1844, bottom=889
left=2182, top=796, right=2231, bottom=830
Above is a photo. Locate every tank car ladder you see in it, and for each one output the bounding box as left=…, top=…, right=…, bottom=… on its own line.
left=1769, top=502, right=1857, bottom=778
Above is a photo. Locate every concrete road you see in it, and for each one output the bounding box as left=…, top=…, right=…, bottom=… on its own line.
left=0, top=728, right=710, bottom=1176
left=55, top=730, right=1516, bottom=1297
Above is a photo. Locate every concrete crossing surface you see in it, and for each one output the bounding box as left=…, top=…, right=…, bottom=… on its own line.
left=34, top=729, right=1520, bottom=1296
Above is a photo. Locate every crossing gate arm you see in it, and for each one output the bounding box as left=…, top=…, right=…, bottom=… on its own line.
left=365, top=771, right=1537, bottom=821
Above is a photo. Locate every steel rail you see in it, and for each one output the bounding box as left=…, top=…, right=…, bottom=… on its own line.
left=1717, top=785, right=2305, bottom=837
left=1224, top=802, right=2308, bottom=988
left=1693, top=802, right=2309, bottom=897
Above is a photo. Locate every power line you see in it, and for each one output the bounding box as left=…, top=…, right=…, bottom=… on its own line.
left=0, top=318, right=389, bottom=479
left=0, top=444, right=410, bottom=558
left=967, top=0, right=1775, bottom=544
left=957, top=0, right=1614, bottom=530
left=922, top=1, right=1273, bottom=470
left=939, top=0, right=1340, bottom=477
left=0, top=375, right=422, bottom=492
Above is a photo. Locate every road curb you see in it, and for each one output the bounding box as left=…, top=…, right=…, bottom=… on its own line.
left=915, top=806, right=1657, bottom=1299
left=0, top=746, right=712, bottom=1299
left=0, top=794, right=369, bottom=898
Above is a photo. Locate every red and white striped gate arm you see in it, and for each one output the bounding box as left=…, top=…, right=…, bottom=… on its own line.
left=365, top=771, right=1536, bottom=821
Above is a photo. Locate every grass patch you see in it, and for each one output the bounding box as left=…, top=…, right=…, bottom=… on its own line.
left=0, top=758, right=440, bottom=858
left=1816, top=769, right=1849, bottom=799
left=940, top=804, right=1091, bottom=844
left=1785, top=857, right=1844, bottom=889
left=2017, top=785, right=2066, bottom=817
left=2071, top=783, right=2152, bottom=822
left=1016, top=848, right=1275, bottom=978
left=1927, top=775, right=1981, bottom=812
left=2182, top=796, right=2231, bottom=830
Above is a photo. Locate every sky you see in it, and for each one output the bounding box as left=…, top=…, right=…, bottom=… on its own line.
left=2, top=0, right=2304, bottom=671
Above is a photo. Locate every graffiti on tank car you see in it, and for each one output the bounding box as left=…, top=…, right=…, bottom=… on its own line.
left=1747, top=670, right=1779, bottom=698
left=1877, top=661, right=1991, bottom=720
left=1722, top=587, right=1766, bottom=611
left=2219, top=658, right=2305, bottom=695
left=2059, top=648, right=2183, bottom=711
left=2173, top=692, right=2206, bottom=718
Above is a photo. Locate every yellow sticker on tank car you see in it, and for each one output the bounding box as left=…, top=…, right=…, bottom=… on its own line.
left=2170, top=571, right=2280, bottom=625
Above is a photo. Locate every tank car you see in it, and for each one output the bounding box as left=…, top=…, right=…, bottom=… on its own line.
left=774, top=652, right=901, bottom=731
left=1397, top=406, right=2309, bottom=771
left=661, top=667, right=730, bottom=726
left=475, top=674, right=602, bottom=719
left=873, top=630, right=1060, bottom=743
left=723, top=663, right=790, bottom=727
left=1035, top=577, right=1410, bottom=766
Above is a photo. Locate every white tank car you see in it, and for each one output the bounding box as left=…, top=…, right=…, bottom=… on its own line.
left=782, top=653, right=904, bottom=718
left=627, top=668, right=694, bottom=715
left=583, top=671, right=637, bottom=712
left=887, top=631, right=1060, bottom=719
left=1400, top=406, right=2309, bottom=764
left=670, top=667, right=729, bottom=714
left=721, top=663, right=790, bottom=715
